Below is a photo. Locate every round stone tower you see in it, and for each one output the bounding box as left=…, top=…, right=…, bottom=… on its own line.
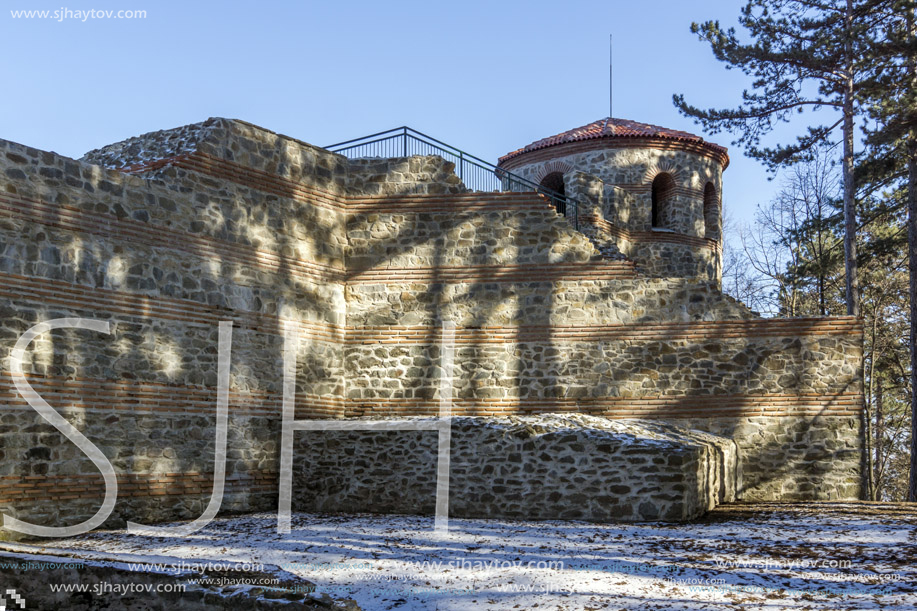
left=498, top=118, right=729, bottom=283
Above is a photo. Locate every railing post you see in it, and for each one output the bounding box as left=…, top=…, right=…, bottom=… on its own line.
left=459, top=151, right=464, bottom=182
left=403, top=127, right=408, bottom=157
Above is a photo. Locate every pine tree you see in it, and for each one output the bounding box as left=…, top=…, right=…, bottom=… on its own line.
left=857, top=0, right=917, bottom=500
left=673, top=0, right=891, bottom=317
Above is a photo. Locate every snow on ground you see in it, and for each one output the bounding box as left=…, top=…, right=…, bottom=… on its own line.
left=29, top=502, right=917, bottom=610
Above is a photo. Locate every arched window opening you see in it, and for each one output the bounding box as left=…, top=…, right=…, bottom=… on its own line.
left=651, top=173, right=676, bottom=229
left=540, top=171, right=566, bottom=197
left=540, top=171, right=567, bottom=216
left=704, top=182, right=720, bottom=240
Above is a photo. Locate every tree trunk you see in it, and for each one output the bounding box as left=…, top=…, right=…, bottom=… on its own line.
left=843, top=0, right=860, bottom=318
left=908, top=8, right=917, bottom=504
left=875, top=380, right=884, bottom=501
left=819, top=274, right=826, bottom=316
left=866, top=311, right=877, bottom=500
left=817, top=206, right=827, bottom=316
left=908, top=140, right=917, bottom=502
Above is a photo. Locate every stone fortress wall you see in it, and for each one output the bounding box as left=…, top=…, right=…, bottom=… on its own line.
left=0, top=118, right=863, bottom=539
left=0, top=119, right=350, bottom=533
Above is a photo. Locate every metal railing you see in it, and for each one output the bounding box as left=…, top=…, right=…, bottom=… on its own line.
left=325, top=127, right=578, bottom=229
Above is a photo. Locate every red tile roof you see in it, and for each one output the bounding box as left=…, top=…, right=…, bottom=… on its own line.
left=498, top=118, right=728, bottom=166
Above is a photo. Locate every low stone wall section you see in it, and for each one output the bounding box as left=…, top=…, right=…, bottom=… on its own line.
left=292, top=415, right=737, bottom=522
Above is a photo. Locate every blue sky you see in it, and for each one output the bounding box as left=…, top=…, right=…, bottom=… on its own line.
left=1, top=0, right=825, bottom=225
